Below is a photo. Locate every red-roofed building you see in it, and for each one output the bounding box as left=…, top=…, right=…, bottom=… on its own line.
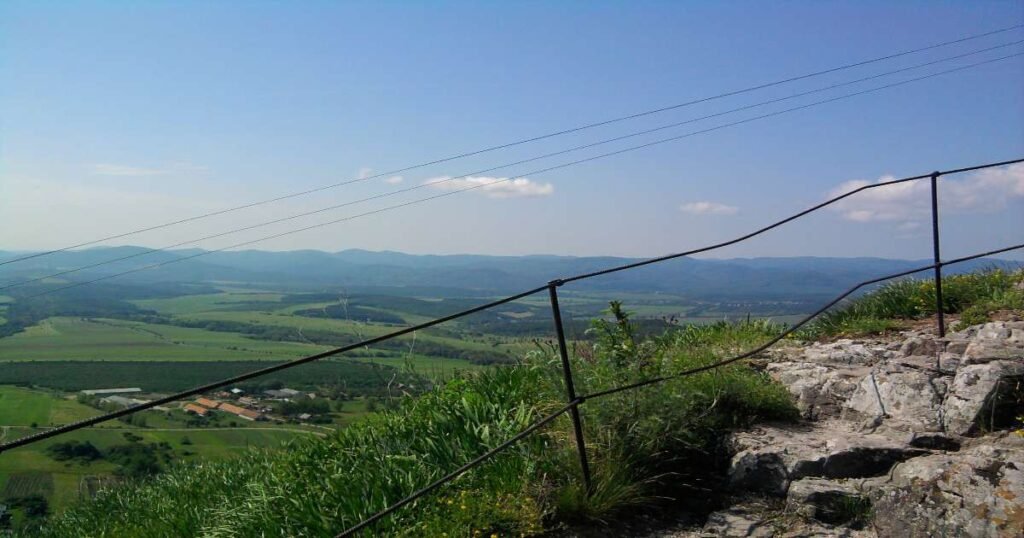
left=195, top=398, right=221, bottom=409
left=184, top=404, right=209, bottom=417
left=219, top=403, right=264, bottom=421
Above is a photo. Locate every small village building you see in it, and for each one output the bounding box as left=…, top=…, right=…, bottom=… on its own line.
left=100, top=395, right=145, bottom=408
left=264, top=388, right=300, bottom=399
left=239, top=409, right=263, bottom=421
left=219, top=403, right=264, bottom=421
left=230, top=388, right=244, bottom=395
left=238, top=396, right=258, bottom=407
left=298, top=413, right=313, bottom=421
left=195, top=398, right=221, bottom=409
left=81, top=388, right=142, bottom=396
left=218, top=403, right=245, bottom=415
left=183, top=404, right=209, bottom=417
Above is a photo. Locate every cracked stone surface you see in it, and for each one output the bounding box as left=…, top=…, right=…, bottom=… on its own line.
left=871, top=435, right=1024, bottom=538
left=712, top=322, right=1022, bottom=538
left=727, top=421, right=927, bottom=496
left=944, top=360, right=1024, bottom=435
left=640, top=322, right=1022, bottom=538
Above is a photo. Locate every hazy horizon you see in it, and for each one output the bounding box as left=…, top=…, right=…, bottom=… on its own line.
left=5, top=243, right=1024, bottom=263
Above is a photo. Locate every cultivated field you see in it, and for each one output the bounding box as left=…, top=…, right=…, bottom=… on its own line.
left=0, top=317, right=326, bottom=362
left=0, top=386, right=324, bottom=514
left=0, top=283, right=804, bottom=526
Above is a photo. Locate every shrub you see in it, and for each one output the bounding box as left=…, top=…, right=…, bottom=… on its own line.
left=45, top=441, right=103, bottom=463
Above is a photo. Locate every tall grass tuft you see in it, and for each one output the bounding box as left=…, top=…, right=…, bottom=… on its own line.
left=801, top=268, right=1024, bottom=338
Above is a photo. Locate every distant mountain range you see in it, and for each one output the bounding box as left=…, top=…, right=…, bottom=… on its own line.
left=2, top=247, right=1020, bottom=302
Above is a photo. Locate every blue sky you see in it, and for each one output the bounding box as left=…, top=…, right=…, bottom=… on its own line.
left=1, top=1, right=1022, bottom=261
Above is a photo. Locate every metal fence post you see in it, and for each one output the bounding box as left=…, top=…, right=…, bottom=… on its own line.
left=548, top=280, right=594, bottom=495
left=929, top=171, right=946, bottom=337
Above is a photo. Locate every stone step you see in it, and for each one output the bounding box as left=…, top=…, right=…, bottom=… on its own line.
left=697, top=501, right=876, bottom=537
left=727, top=422, right=928, bottom=496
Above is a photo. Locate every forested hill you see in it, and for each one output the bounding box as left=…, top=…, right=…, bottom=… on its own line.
left=1, top=247, right=1019, bottom=300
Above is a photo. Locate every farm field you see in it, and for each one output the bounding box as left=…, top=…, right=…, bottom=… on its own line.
left=15, top=289, right=534, bottom=363
left=181, top=309, right=533, bottom=359
left=130, top=291, right=287, bottom=315
left=0, top=317, right=326, bottom=362
left=0, top=426, right=309, bottom=513
left=0, top=285, right=795, bottom=395
left=0, top=360, right=415, bottom=393
left=0, top=386, right=328, bottom=515
left=352, top=353, right=483, bottom=375
left=0, top=295, right=11, bottom=325
left=0, top=281, right=805, bottom=527
left=0, top=386, right=102, bottom=428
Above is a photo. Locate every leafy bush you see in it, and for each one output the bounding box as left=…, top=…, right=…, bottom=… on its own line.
left=6, top=495, right=49, bottom=519
left=45, top=441, right=102, bottom=463
left=542, top=307, right=796, bottom=522
left=106, top=442, right=173, bottom=479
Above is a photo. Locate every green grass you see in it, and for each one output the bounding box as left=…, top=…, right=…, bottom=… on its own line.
left=28, top=308, right=797, bottom=537
left=0, top=317, right=325, bottom=361
left=0, top=387, right=323, bottom=516
left=0, top=427, right=304, bottom=514
left=129, top=292, right=286, bottom=315
left=0, top=386, right=101, bottom=427
left=354, top=353, right=484, bottom=374
left=178, top=309, right=532, bottom=358
left=802, top=268, right=1024, bottom=338
left=0, top=360, right=404, bottom=393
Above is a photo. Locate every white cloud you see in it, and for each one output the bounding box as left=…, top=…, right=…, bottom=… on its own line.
left=357, top=167, right=374, bottom=180
left=828, top=163, right=1024, bottom=224
left=90, top=163, right=168, bottom=177
left=424, top=176, right=554, bottom=199
left=679, top=201, right=739, bottom=215
left=384, top=176, right=404, bottom=185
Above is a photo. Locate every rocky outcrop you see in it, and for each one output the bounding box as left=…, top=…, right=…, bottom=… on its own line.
left=962, top=323, right=1024, bottom=364
left=786, top=478, right=865, bottom=524
left=728, top=421, right=926, bottom=496
left=691, top=499, right=875, bottom=537
left=713, top=321, right=1023, bottom=538
left=844, top=367, right=946, bottom=431
left=763, top=361, right=866, bottom=420
left=872, top=436, right=1024, bottom=538
left=765, top=321, right=1024, bottom=437
left=944, top=360, right=1024, bottom=435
